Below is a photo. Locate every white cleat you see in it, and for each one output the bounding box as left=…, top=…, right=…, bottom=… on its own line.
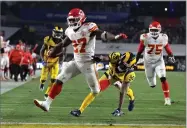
left=164, top=98, right=171, bottom=106
left=34, top=99, right=50, bottom=112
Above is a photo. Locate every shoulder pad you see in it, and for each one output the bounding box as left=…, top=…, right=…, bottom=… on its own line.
left=140, top=33, right=148, bottom=41
left=44, top=36, right=50, bottom=44
left=162, top=33, right=168, bottom=40
left=88, top=22, right=98, bottom=32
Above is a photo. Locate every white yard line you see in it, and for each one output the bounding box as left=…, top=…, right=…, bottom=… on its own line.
left=0, top=122, right=185, bottom=126
left=0, top=70, right=40, bottom=94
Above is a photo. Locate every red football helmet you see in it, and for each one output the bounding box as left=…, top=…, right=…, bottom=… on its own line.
left=149, top=21, right=161, bottom=37
left=67, top=8, right=86, bottom=30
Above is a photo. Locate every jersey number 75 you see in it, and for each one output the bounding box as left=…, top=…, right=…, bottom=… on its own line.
left=147, top=44, right=163, bottom=55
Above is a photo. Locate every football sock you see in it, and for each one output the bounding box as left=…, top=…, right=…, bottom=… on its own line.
left=6, top=68, right=10, bottom=78
left=126, top=87, right=135, bottom=100
left=1, top=69, right=4, bottom=78
left=79, top=92, right=98, bottom=113
left=99, top=79, right=110, bottom=91
left=46, top=96, right=53, bottom=105
left=161, top=80, right=170, bottom=98
left=48, top=82, right=62, bottom=99
left=45, top=82, right=54, bottom=95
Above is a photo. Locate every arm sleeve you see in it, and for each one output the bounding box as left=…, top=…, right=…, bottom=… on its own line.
left=164, top=43, right=173, bottom=55
left=136, top=34, right=145, bottom=63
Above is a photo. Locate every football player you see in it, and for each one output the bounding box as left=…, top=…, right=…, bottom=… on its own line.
left=39, top=26, right=66, bottom=99
left=136, top=21, right=175, bottom=105
left=0, top=36, right=11, bottom=80
left=33, top=8, right=128, bottom=116
left=91, top=52, right=136, bottom=116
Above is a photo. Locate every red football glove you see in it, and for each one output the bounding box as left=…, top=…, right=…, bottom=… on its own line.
left=115, top=33, right=128, bottom=40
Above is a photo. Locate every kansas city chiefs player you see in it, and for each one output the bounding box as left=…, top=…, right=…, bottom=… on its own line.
left=0, top=36, right=11, bottom=80
left=34, top=8, right=127, bottom=116
left=136, top=21, right=175, bottom=106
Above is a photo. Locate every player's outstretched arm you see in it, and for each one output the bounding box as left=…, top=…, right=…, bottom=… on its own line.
left=164, top=43, right=175, bottom=63
left=119, top=82, right=130, bottom=110
left=163, top=34, right=175, bottom=63
left=136, top=40, right=145, bottom=64
left=49, top=37, right=71, bottom=57
left=90, top=29, right=128, bottom=42
left=40, top=44, right=47, bottom=61
left=112, top=81, right=130, bottom=116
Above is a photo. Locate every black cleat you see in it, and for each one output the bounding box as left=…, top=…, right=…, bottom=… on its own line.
left=39, top=84, right=45, bottom=91
left=128, top=100, right=135, bottom=111
left=70, top=109, right=81, bottom=117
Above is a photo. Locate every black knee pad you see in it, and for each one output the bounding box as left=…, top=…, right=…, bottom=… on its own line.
left=160, top=77, right=166, bottom=82
left=55, top=79, right=63, bottom=85
left=51, top=79, right=55, bottom=83
left=41, top=80, right=46, bottom=84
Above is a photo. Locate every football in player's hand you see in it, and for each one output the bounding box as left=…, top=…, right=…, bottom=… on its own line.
left=48, top=43, right=63, bottom=57
left=47, top=48, right=54, bottom=57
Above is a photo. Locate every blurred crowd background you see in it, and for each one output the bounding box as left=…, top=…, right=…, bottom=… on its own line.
left=1, top=1, right=186, bottom=73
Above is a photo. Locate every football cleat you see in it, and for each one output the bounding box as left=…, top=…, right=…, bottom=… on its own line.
left=33, top=99, right=49, bottom=112
left=39, top=84, right=45, bottom=91
left=111, top=108, right=124, bottom=116
left=128, top=100, right=135, bottom=111
left=164, top=98, right=171, bottom=106
left=70, top=109, right=81, bottom=117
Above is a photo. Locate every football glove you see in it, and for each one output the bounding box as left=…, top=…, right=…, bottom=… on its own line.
left=115, top=33, right=128, bottom=40
left=42, top=61, right=47, bottom=66
left=91, top=56, right=102, bottom=62
left=111, top=108, right=124, bottom=116
left=168, top=55, right=175, bottom=63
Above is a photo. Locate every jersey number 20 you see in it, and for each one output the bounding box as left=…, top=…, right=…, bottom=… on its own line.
left=72, top=38, right=87, bottom=53
left=147, top=44, right=163, bottom=55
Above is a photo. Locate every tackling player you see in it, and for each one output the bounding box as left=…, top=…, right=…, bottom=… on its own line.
left=33, top=8, right=128, bottom=116
left=92, top=51, right=136, bottom=116
left=39, top=26, right=66, bottom=99
left=136, top=21, right=175, bottom=105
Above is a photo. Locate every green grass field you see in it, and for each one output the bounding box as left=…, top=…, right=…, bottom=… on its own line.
left=1, top=71, right=186, bottom=126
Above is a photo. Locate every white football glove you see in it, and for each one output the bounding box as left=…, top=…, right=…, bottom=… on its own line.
left=111, top=108, right=124, bottom=116
left=168, top=55, right=175, bottom=63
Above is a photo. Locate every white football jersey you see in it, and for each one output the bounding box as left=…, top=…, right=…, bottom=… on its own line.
left=140, top=33, right=168, bottom=63
left=1, top=36, right=10, bottom=56
left=65, top=22, right=98, bottom=61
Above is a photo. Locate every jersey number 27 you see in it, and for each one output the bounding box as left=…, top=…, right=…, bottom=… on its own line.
left=72, top=38, right=87, bottom=53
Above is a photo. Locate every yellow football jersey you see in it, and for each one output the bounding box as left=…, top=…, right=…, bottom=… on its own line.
left=107, top=52, right=136, bottom=82
left=43, top=36, right=59, bottom=67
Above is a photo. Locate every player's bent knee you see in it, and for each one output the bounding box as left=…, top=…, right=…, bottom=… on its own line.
left=160, top=77, right=166, bottom=82
left=51, top=79, right=56, bottom=83
left=55, top=79, right=63, bottom=85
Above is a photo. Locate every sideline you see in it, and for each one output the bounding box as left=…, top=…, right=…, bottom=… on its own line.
left=0, top=70, right=40, bottom=94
